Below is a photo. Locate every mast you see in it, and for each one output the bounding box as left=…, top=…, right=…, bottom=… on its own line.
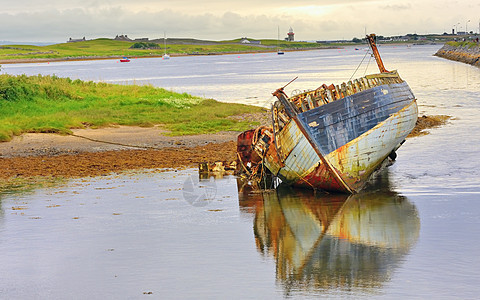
left=277, top=26, right=280, bottom=50
left=366, top=34, right=388, bottom=73
left=164, top=32, right=167, bottom=56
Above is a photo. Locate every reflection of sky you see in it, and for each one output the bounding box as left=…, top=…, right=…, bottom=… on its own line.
left=0, top=171, right=282, bottom=299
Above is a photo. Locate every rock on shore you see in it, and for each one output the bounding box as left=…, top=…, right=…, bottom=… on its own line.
left=434, top=43, right=480, bottom=67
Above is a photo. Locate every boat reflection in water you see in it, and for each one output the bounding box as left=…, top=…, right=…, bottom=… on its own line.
left=238, top=173, right=420, bottom=296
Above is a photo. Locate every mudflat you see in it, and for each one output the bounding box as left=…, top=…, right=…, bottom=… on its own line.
left=0, top=115, right=448, bottom=180
left=0, top=126, right=238, bottom=179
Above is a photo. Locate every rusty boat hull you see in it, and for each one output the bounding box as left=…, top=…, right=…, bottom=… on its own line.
left=237, top=35, right=418, bottom=193
left=264, top=78, right=417, bottom=193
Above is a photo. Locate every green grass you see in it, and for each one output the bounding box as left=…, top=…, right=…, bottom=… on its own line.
left=446, top=41, right=480, bottom=48
left=0, top=74, right=263, bottom=141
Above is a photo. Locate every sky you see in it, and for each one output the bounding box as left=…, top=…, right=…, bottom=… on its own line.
left=1, top=0, right=479, bottom=43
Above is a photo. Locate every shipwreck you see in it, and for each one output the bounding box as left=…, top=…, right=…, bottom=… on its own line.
left=237, top=34, right=418, bottom=193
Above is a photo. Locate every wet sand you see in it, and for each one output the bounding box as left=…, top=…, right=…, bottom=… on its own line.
left=0, top=126, right=238, bottom=180
left=0, top=115, right=448, bottom=180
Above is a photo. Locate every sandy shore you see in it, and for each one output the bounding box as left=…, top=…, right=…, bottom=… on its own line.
left=0, top=126, right=239, bottom=157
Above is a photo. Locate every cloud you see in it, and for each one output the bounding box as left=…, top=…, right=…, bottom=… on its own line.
left=1, top=0, right=480, bottom=42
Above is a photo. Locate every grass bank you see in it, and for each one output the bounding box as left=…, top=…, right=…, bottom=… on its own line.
left=0, top=74, right=263, bottom=142
left=446, top=41, right=480, bottom=48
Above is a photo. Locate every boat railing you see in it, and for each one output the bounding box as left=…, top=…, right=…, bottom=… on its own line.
left=287, top=71, right=403, bottom=113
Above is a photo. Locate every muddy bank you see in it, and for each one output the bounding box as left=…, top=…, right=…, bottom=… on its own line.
left=0, top=115, right=448, bottom=181
left=434, top=43, right=480, bottom=67
left=0, top=141, right=237, bottom=180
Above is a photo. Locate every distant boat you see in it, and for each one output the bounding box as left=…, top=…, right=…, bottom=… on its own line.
left=119, top=57, right=130, bottom=62
left=163, top=32, right=170, bottom=60
left=236, top=34, right=418, bottom=193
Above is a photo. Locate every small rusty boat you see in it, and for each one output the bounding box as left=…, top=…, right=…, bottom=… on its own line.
left=237, top=34, right=418, bottom=193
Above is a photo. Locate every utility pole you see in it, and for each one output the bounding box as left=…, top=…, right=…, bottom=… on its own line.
left=466, top=20, right=471, bottom=35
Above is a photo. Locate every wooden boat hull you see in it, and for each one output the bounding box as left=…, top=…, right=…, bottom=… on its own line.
left=257, top=80, right=417, bottom=193
left=238, top=77, right=418, bottom=193
left=236, top=34, right=418, bottom=193
left=270, top=100, right=417, bottom=192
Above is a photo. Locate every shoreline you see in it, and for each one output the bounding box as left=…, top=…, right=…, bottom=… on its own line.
left=0, top=114, right=450, bottom=181
left=0, top=126, right=240, bottom=158
left=0, top=42, right=440, bottom=65
left=0, top=141, right=237, bottom=180
left=434, top=43, right=480, bottom=68
left=0, top=47, right=336, bottom=65
left=0, top=126, right=239, bottom=181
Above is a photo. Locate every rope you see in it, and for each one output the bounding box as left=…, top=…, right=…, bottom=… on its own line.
left=349, top=49, right=371, bottom=82
left=363, top=52, right=373, bottom=76
left=68, top=133, right=162, bottom=150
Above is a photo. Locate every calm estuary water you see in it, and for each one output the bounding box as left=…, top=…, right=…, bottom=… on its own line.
left=1, top=45, right=480, bottom=299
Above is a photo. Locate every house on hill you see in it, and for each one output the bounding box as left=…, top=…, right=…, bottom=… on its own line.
left=240, top=38, right=261, bottom=45
left=114, top=34, right=132, bottom=41
left=67, top=37, right=86, bottom=43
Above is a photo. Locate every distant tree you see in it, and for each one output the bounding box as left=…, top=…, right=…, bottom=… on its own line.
left=406, top=33, right=419, bottom=40
left=352, top=37, right=362, bottom=43
left=130, top=42, right=159, bottom=49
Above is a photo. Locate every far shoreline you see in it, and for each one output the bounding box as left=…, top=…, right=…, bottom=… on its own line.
left=0, top=47, right=339, bottom=65
left=0, top=42, right=441, bottom=65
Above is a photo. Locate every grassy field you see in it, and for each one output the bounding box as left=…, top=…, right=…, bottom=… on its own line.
left=0, top=38, right=328, bottom=61
left=446, top=41, right=480, bottom=48
left=0, top=74, right=264, bottom=142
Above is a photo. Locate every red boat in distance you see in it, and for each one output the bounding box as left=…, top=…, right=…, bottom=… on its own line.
left=119, top=57, right=130, bottom=62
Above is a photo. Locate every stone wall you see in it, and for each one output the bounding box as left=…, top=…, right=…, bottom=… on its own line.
left=434, top=43, right=480, bottom=67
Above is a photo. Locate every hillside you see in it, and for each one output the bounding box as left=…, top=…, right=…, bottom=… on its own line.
left=0, top=38, right=325, bottom=63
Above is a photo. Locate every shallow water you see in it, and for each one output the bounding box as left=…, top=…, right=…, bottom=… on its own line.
left=2, top=45, right=480, bottom=299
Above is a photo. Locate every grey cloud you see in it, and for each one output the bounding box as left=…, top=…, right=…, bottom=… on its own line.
left=2, top=1, right=479, bottom=43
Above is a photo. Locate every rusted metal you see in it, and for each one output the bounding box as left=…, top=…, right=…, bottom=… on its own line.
left=367, top=33, right=388, bottom=73
left=237, top=33, right=418, bottom=193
